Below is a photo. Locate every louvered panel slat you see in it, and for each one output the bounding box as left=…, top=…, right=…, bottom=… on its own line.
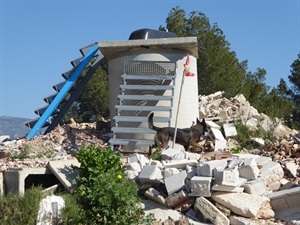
left=109, top=138, right=154, bottom=146
left=118, top=95, right=172, bottom=101
left=115, top=105, right=171, bottom=112
left=120, top=85, right=173, bottom=91
left=111, top=127, right=156, bottom=134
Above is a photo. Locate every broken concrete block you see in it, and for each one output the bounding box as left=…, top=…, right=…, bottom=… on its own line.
left=127, top=153, right=150, bottom=169
left=211, top=192, right=270, bottom=218
left=209, top=127, right=225, bottom=140
left=255, top=156, right=272, bottom=166
left=161, top=148, right=185, bottom=160
left=261, top=117, right=273, bottom=132
left=219, top=110, right=230, bottom=121
left=185, top=165, right=197, bottom=179
left=127, top=162, right=141, bottom=173
left=197, top=159, right=228, bottom=177
left=238, top=177, right=247, bottom=186
left=229, top=215, right=274, bottom=225
left=268, top=186, right=300, bottom=222
left=227, top=157, right=243, bottom=169
left=194, top=197, right=230, bottom=225
left=214, top=139, right=227, bottom=151
left=141, top=198, right=185, bottom=223
left=124, top=169, right=139, bottom=180
left=251, top=137, right=265, bottom=145
left=144, top=187, right=166, bottom=206
left=166, top=190, right=189, bottom=208
left=223, top=123, right=237, bottom=137
left=242, top=177, right=271, bottom=196
left=162, top=168, right=180, bottom=179
left=138, top=165, right=163, bottom=185
left=185, top=151, right=201, bottom=160
left=189, top=176, right=212, bottom=197
left=162, top=159, right=198, bottom=169
left=285, top=162, right=298, bottom=177
left=268, top=180, right=282, bottom=191
left=232, top=153, right=259, bottom=160
left=164, top=171, right=187, bottom=195
left=47, top=159, right=80, bottom=192
left=215, top=202, right=231, bottom=217
left=279, top=178, right=294, bottom=190
left=205, top=120, right=221, bottom=129
left=256, top=202, right=275, bottom=219
left=212, top=184, right=244, bottom=193
left=246, top=118, right=258, bottom=129
left=238, top=157, right=260, bottom=180
left=259, top=161, right=284, bottom=186
left=214, top=168, right=240, bottom=187
left=248, top=105, right=260, bottom=118
left=149, top=160, right=163, bottom=168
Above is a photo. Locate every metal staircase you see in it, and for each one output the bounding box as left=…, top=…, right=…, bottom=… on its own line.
left=25, top=43, right=103, bottom=138
left=109, top=60, right=177, bottom=150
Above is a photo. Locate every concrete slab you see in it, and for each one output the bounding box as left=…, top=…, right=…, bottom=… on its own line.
left=268, top=186, right=300, bottom=222
left=4, top=167, right=54, bottom=195
left=141, top=198, right=211, bottom=225
left=47, top=159, right=80, bottom=192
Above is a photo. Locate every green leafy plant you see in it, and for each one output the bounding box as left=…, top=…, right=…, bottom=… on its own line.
left=60, top=193, right=87, bottom=225
left=234, top=121, right=274, bottom=149
left=140, top=213, right=156, bottom=225
left=74, top=146, right=145, bottom=225
left=35, top=149, right=55, bottom=159
left=229, top=146, right=243, bottom=154
left=149, top=146, right=162, bottom=161
left=9, top=144, right=31, bottom=160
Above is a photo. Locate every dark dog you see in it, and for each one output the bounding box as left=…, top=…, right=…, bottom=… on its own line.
left=148, top=112, right=206, bottom=151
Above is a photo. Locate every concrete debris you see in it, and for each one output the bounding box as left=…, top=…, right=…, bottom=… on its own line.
left=36, top=195, right=65, bottom=225
left=129, top=151, right=299, bottom=224
left=0, top=121, right=107, bottom=170
left=0, top=92, right=299, bottom=225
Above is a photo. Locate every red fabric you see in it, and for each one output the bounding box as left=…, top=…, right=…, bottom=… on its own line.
left=183, top=55, right=195, bottom=77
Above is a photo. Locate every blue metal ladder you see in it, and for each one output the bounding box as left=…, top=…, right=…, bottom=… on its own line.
left=26, top=44, right=101, bottom=138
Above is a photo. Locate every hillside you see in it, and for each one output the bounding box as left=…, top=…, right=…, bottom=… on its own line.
left=0, top=116, right=31, bottom=139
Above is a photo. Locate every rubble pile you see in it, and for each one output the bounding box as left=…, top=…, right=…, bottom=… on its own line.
left=197, top=91, right=300, bottom=186
left=125, top=149, right=299, bottom=225
left=0, top=121, right=107, bottom=170
left=0, top=92, right=299, bottom=224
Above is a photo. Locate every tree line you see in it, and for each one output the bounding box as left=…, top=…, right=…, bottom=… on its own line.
left=64, top=6, right=300, bottom=130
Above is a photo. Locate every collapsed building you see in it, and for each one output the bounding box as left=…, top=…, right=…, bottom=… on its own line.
left=1, top=29, right=299, bottom=224
left=0, top=91, right=299, bottom=225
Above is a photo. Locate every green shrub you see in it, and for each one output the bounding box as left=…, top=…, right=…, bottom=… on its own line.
left=74, top=146, right=145, bottom=225
left=234, top=121, right=274, bottom=149
left=0, top=186, right=43, bottom=225
left=60, top=193, right=87, bottom=225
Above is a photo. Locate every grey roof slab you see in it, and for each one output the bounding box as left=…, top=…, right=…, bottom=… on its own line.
left=98, top=37, right=198, bottom=61
left=47, top=159, right=80, bottom=192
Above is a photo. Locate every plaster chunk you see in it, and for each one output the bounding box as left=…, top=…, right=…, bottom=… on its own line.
left=211, top=192, right=270, bottom=218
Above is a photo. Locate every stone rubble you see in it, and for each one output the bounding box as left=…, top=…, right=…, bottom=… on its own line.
left=0, top=91, right=299, bottom=225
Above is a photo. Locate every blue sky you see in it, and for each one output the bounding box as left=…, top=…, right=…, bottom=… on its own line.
left=1, top=0, right=299, bottom=119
